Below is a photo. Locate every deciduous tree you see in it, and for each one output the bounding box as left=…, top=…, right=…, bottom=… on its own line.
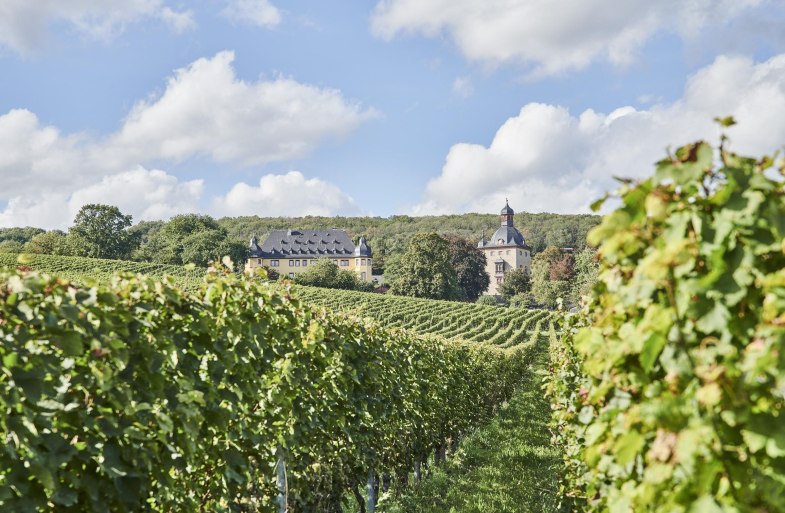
left=67, top=204, right=134, bottom=259
left=387, top=233, right=460, bottom=300
left=497, top=267, right=531, bottom=301
left=444, top=235, right=489, bottom=301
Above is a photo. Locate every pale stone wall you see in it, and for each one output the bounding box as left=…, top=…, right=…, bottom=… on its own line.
left=245, top=256, right=373, bottom=282
left=481, top=246, right=532, bottom=296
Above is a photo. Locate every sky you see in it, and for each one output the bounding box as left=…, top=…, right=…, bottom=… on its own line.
left=1, top=0, right=785, bottom=229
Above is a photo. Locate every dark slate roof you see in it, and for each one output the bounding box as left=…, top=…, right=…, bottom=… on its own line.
left=250, top=229, right=361, bottom=258
left=353, top=236, right=372, bottom=257
left=488, top=225, right=527, bottom=247
left=500, top=201, right=514, bottom=215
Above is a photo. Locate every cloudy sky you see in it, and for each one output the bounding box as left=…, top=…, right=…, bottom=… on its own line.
left=2, top=0, right=785, bottom=229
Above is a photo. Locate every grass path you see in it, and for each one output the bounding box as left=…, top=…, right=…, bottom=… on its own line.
left=381, top=336, right=569, bottom=513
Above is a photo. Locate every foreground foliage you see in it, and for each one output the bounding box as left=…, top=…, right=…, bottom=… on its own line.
left=0, top=267, right=532, bottom=511
left=549, top=135, right=785, bottom=511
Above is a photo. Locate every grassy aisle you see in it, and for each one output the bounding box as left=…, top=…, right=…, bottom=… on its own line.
left=381, top=337, right=567, bottom=513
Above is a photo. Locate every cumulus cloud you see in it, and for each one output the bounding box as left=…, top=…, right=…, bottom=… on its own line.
left=412, top=54, right=785, bottom=215
left=221, top=0, right=281, bottom=28
left=212, top=171, right=362, bottom=217
left=0, top=109, right=92, bottom=200
left=0, top=167, right=203, bottom=230
left=372, top=0, right=763, bottom=75
left=0, top=0, right=193, bottom=54
left=107, top=51, right=373, bottom=167
left=0, top=52, right=371, bottom=228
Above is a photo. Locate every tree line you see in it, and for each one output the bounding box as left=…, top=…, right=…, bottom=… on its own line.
left=0, top=204, right=599, bottom=305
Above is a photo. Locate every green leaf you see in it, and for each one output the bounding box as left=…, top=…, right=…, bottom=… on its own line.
left=689, top=495, right=723, bottom=513
left=614, top=431, right=644, bottom=465
left=713, top=116, right=737, bottom=128
left=695, top=302, right=730, bottom=334
left=639, top=332, right=666, bottom=372
left=55, top=332, right=84, bottom=357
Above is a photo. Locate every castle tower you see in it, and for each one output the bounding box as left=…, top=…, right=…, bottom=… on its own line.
left=477, top=201, right=531, bottom=296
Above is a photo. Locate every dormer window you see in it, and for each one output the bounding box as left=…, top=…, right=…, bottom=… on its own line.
left=497, top=238, right=504, bottom=244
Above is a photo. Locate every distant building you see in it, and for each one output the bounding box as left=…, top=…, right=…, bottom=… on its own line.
left=246, top=229, right=373, bottom=282
left=477, top=201, right=532, bottom=295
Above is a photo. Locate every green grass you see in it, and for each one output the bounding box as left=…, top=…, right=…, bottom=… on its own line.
left=379, top=334, right=573, bottom=513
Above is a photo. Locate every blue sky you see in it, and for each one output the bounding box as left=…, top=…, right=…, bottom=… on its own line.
left=1, top=0, right=785, bottom=229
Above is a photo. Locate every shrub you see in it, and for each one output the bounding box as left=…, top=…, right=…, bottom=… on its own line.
left=475, top=295, right=498, bottom=306
left=509, top=292, right=536, bottom=309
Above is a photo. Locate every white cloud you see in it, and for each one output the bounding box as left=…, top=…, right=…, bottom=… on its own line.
left=107, top=51, right=374, bottom=167
left=212, top=171, right=362, bottom=217
left=371, top=0, right=763, bottom=75
left=160, top=7, right=197, bottom=34
left=0, top=51, right=371, bottom=228
left=0, top=51, right=372, bottom=206
left=221, top=0, right=281, bottom=28
left=452, top=76, right=473, bottom=98
left=0, top=109, right=92, bottom=199
left=412, top=54, right=785, bottom=215
left=0, top=167, right=203, bottom=230
left=0, top=0, right=193, bottom=54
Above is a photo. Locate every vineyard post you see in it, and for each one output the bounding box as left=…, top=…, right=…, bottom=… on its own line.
left=276, top=445, right=287, bottom=513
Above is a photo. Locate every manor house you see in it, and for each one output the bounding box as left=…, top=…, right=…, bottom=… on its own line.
left=246, top=229, right=373, bottom=282
left=477, top=201, right=532, bottom=296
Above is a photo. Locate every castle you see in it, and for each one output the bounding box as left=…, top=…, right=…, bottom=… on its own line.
left=477, top=201, right=532, bottom=295
left=245, top=229, right=373, bottom=281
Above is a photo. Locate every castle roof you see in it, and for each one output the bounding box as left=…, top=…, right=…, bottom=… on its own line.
left=353, top=236, right=372, bottom=257
left=250, top=229, right=370, bottom=258
left=478, top=201, right=530, bottom=249
left=488, top=225, right=527, bottom=247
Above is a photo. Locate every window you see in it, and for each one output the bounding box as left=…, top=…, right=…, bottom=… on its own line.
left=295, top=260, right=300, bottom=267
left=270, top=260, right=279, bottom=267
left=361, top=272, right=367, bottom=280
left=495, top=262, right=504, bottom=274
left=289, top=260, right=295, bottom=267
left=361, top=258, right=366, bottom=265
left=303, top=260, right=308, bottom=267
left=257, top=259, right=261, bottom=264
left=496, top=277, right=502, bottom=284
left=288, top=272, right=294, bottom=278
left=519, top=251, right=522, bottom=255
left=340, top=259, right=349, bottom=267
left=356, top=259, right=360, bottom=266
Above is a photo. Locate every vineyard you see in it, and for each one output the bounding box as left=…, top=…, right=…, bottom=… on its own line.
left=0, top=252, right=557, bottom=512
left=0, top=253, right=206, bottom=289
left=295, top=286, right=555, bottom=349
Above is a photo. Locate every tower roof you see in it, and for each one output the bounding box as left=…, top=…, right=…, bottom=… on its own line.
left=353, top=236, right=372, bottom=257
left=500, top=200, right=514, bottom=215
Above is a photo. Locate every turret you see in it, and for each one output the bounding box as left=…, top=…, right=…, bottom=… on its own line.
left=500, top=200, right=514, bottom=227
